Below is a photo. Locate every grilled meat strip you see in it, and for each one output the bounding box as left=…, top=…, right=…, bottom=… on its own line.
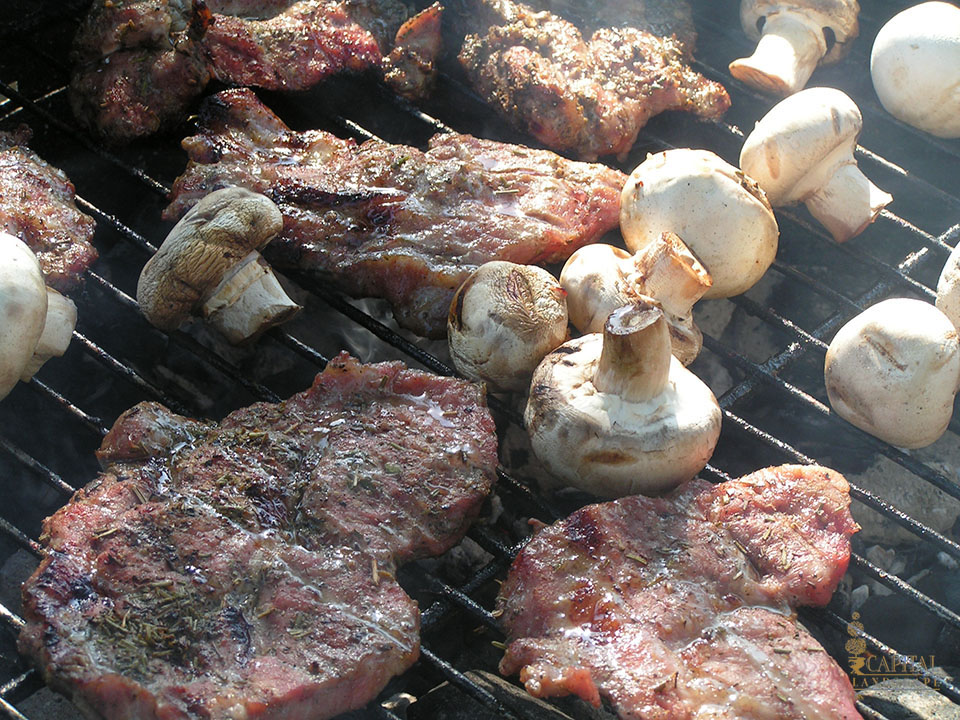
left=498, top=465, right=862, bottom=720
left=20, top=352, right=498, bottom=719
left=458, top=0, right=730, bottom=160
left=70, top=0, right=443, bottom=142
left=165, top=88, right=625, bottom=337
left=0, top=128, right=97, bottom=290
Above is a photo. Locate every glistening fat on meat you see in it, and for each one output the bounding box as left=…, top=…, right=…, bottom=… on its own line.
left=498, top=464, right=862, bottom=720
left=19, top=352, right=500, bottom=720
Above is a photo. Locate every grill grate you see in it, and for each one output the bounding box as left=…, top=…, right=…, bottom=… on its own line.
left=1, top=2, right=960, bottom=719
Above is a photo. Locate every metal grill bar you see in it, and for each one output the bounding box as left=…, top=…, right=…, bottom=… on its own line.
left=1, top=4, right=958, bottom=719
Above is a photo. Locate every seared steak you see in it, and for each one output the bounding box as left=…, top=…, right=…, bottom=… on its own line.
left=20, top=353, right=498, bottom=719
left=165, top=89, right=625, bottom=337
left=70, top=0, right=443, bottom=142
left=0, top=128, right=97, bottom=290
left=458, top=0, right=730, bottom=160
left=498, top=465, right=862, bottom=719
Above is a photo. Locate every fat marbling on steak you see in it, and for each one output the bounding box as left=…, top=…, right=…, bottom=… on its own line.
left=0, top=127, right=97, bottom=290
left=164, top=88, right=625, bottom=337
left=498, top=465, right=862, bottom=720
left=19, top=352, right=499, bottom=719
left=70, top=0, right=443, bottom=142
left=457, top=0, right=730, bottom=160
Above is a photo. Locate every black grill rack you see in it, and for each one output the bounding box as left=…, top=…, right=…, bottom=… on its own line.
left=1, top=2, right=959, bottom=719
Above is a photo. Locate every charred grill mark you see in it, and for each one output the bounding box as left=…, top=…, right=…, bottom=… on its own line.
left=222, top=606, right=253, bottom=661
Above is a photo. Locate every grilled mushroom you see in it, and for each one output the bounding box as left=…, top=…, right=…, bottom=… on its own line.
left=730, top=0, right=860, bottom=95
left=525, top=300, right=721, bottom=497
left=559, top=232, right=712, bottom=365
left=870, top=2, right=960, bottom=138
left=137, top=187, right=300, bottom=344
left=937, top=242, right=960, bottom=330
left=740, top=87, right=892, bottom=243
left=824, top=298, right=960, bottom=449
left=0, top=233, right=77, bottom=400
left=620, top=149, right=779, bottom=299
left=448, top=261, right=568, bottom=392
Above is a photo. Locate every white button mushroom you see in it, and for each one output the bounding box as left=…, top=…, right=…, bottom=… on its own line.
left=620, top=149, right=779, bottom=299
left=137, top=187, right=301, bottom=344
left=870, top=2, right=960, bottom=138
left=559, top=232, right=712, bottom=365
left=447, top=261, right=568, bottom=392
left=936, top=242, right=960, bottom=330
left=739, top=87, right=892, bottom=243
left=730, top=0, right=860, bottom=95
left=524, top=300, right=722, bottom=498
left=0, top=233, right=78, bottom=401
left=824, top=298, right=960, bottom=449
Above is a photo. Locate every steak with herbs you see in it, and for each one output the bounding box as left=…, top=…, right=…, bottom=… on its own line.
left=165, top=88, right=625, bottom=337
left=70, top=0, right=443, bottom=142
left=19, top=352, right=498, bottom=719
left=498, top=465, right=862, bottom=720
left=0, top=127, right=97, bottom=290
left=457, top=0, right=730, bottom=160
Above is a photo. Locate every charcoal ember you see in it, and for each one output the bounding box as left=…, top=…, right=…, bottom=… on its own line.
left=858, top=669, right=960, bottom=720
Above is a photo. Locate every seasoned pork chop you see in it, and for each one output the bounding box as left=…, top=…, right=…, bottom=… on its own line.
left=20, top=353, right=499, bottom=719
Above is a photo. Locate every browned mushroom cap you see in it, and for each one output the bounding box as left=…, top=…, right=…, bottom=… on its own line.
left=137, top=187, right=296, bottom=340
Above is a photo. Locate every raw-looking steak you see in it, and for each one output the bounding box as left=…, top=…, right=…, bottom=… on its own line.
left=458, top=0, right=730, bottom=160
left=69, top=0, right=443, bottom=142
left=164, top=88, right=625, bottom=337
left=0, top=127, right=97, bottom=290
left=498, top=465, right=862, bottom=720
left=96, top=351, right=499, bottom=565
left=19, top=352, right=498, bottom=719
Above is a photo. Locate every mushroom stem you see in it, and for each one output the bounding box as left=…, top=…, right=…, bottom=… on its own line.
left=593, top=302, right=671, bottom=403
left=201, top=251, right=301, bottom=344
left=805, top=161, right=893, bottom=243
left=729, top=12, right=826, bottom=95
left=20, top=290, right=78, bottom=381
left=631, top=233, right=712, bottom=319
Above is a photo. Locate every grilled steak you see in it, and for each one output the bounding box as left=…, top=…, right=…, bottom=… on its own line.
left=0, top=128, right=97, bottom=290
left=457, top=0, right=730, bottom=160
left=69, top=0, right=443, bottom=142
left=20, top=352, right=499, bottom=719
left=498, top=465, right=862, bottom=720
left=96, top=352, right=499, bottom=564
left=165, top=88, right=625, bottom=337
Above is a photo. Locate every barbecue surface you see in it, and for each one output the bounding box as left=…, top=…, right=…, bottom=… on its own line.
left=1, top=1, right=960, bottom=720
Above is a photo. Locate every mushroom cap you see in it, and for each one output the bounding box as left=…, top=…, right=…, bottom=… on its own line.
left=525, top=333, right=721, bottom=497
left=740, top=87, right=863, bottom=206
left=824, top=298, right=960, bottom=449
left=560, top=243, right=635, bottom=334
left=870, top=2, right=960, bottom=138
left=937, top=242, right=960, bottom=329
left=741, top=0, right=861, bottom=62
left=620, top=149, right=779, bottom=299
left=0, top=232, right=48, bottom=399
left=448, top=261, right=568, bottom=392
left=137, top=187, right=284, bottom=331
